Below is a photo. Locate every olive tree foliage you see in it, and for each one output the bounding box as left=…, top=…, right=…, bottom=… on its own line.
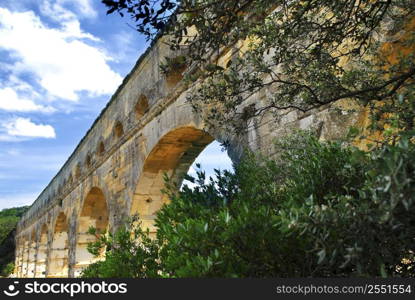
left=102, top=0, right=415, bottom=135
left=82, top=131, right=415, bottom=278
left=82, top=215, right=161, bottom=278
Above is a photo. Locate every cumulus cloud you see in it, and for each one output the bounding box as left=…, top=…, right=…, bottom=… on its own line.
left=2, top=117, right=56, bottom=139
left=40, top=0, right=97, bottom=22
left=0, top=87, right=55, bottom=112
left=0, top=7, right=122, bottom=101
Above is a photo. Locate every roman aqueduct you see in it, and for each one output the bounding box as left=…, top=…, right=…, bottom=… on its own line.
left=12, top=27, right=365, bottom=277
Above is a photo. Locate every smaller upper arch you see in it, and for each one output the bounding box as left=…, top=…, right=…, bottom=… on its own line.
left=85, top=153, right=92, bottom=168
left=114, top=121, right=124, bottom=138
left=135, top=94, right=149, bottom=118
left=74, top=162, right=82, bottom=180
left=161, top=55, right=187, bottom=88
left=97, top=140, right=105, bottom=156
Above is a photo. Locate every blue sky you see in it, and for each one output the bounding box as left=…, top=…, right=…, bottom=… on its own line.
left=0, top=0, right=232, bottom=210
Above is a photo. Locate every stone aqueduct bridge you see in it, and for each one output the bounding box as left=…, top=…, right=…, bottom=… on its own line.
left=13, top=35, right=358, bottom=277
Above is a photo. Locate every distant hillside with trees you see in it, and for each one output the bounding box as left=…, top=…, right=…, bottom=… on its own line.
left=0, top=206, right=29, bottom=276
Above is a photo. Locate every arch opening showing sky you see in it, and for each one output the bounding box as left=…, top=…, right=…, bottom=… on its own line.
left=182, top=141, right=233, bottom=189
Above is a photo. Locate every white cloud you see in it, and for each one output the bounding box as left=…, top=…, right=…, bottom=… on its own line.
left=3, top=117, right=56, bottom=139
left=0, top=87, right=55, bottom=112
left=71, top=0, right=96, bottom=18
left=0, top=7, right=122, bottom=101
left=40, top=0, right=97, bottom=22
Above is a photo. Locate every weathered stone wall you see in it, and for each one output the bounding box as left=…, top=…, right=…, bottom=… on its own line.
left=13, top=33, right=360, bottom=277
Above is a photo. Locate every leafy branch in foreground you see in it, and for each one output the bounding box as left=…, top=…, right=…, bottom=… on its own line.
left=82, top=215, right=161, bottom=278
left=83, top=129, right=415, bottom=278
left=102, top=0, right=415, bottom=135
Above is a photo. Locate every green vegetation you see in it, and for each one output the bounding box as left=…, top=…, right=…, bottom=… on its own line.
left=81, top=215, right=160, bottom=278
left=0, top=206, right=28, bottom=243
left=82, top=130, right=415, bottom=278
left=2, top=263, right=15, bottom=277
left=0, top=206, right=29, bottom=276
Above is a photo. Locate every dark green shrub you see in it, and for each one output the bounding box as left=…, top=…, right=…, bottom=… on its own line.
left=83, top=132, right=415, bottom=278
left=1, top=263, right=14, bottom=277
left=81, top=216, right=161, bottom=278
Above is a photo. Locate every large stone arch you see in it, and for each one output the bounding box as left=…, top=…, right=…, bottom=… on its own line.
left=48, top=212, right=69, bottom=277
left=74, top=187, right=109, bottom=277
left=131, top=126, right=223, bottom=234
left=35, top=224, right=48, bottom=277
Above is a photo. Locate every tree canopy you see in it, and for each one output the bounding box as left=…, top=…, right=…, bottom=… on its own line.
left=102, top=0, right=415, bottom=136
left=0, top=206, right=29, bottom=245
left=0, top=206, right=29, bottom=276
